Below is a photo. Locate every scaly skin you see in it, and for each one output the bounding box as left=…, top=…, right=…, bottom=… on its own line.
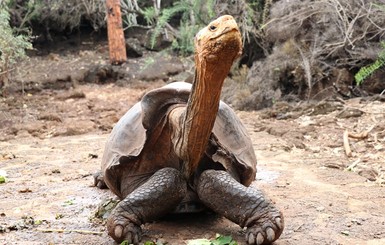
left=106, top=168, right=186, bottom=244
left=197, top=170, right=284, bottom=245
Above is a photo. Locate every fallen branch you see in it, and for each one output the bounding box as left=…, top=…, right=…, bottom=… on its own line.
left=343, top=130, right=352, bottom=157
left=36, top=228, right=103, bottom=235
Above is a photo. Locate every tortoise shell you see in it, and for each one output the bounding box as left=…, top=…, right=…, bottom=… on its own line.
left=101, top=82, right=256, bottom=197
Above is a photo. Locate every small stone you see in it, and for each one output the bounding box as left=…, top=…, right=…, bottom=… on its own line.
left=341, top=230, right=350, bottom=236
left=316, top=206, right=325, bottom=212
left=52, top=169, right=61, bottom=174
left=337, top=108, right=364, bottom=118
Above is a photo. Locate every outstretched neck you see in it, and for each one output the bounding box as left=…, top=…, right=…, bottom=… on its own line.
left=177, top=54, right=235, bottom=178
left=169, top=15, right=242, bottom=179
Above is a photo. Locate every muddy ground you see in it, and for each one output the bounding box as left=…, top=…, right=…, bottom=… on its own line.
left=0, top=37, right=385, bottom=245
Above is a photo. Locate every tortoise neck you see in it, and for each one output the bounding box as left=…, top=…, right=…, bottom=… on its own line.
left=178, top=56, right=233, bottom=178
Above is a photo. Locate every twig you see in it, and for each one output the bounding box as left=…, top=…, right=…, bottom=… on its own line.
left=346, top=158, right=360, bottom=171
left=0, top=68, right=16, bottom=76
left=36, top=228, right=103, bottom=235
left=348, top=125, right=376, bottom=139
left=343, top=130, right=352, bottom=157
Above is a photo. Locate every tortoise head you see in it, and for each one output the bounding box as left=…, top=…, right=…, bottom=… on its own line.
left=194, top=15, right=242, bottom=64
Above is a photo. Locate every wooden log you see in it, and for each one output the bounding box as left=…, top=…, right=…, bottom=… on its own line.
left=106, top=0, right=126, bottom=65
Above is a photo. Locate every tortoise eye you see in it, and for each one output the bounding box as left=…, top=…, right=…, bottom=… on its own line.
left=209, top=25, right=217, bottom=31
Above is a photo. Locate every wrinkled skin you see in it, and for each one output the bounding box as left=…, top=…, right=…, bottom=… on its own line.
left=95, top=15, right=284, bottom=245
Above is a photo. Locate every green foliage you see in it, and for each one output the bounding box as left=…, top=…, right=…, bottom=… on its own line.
left=170, top=0, right=216, bottom=54
left=354, top=41, right=385, bottom=85
left=355, top=3, right=385, bottom=85
left=142, top=7, right=157, bottom=26
left=188, top=234, right=238, bottom=245
left=150, top=1, right=190, bottom=50
left=0, top=6, right=32, bottom=88
left=172, top=21, right=200, bottom=55
left=143, top=242, right=155, bottom=245
left=136, top=0, right=216, bottom=55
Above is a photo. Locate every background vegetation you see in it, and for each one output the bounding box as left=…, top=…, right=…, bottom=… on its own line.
left=1, top=0, right=384, bottom=108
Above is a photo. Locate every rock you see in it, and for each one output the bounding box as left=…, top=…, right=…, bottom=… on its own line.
left=52, top=120, right=95, bottom=136
left=37, top=113, right=62, bottom=122
left=125, top=38, right=144, bottom=58
left=337, top=108, right=364, bottom=118
left=137, top=54, right=184, bottom=81
left=83, top=64, right=118, bottom=84
left=358, top=168, right=378, bottom=181
left=308, top=102, right=341, bottom=116
left=56, top=90, right=86, bottom=100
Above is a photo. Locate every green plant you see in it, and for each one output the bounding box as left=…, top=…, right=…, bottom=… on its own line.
left=139, top=0, right=216, bottom=55
left=172, top=20, right=200, bottom=55
left=142, top=6, right=157, bottom=26
left=354, top=41, right=385, bottom=85
left=0, top=6, right=32, bottom=88
left=188, top=234, right=238, bottom=245
left=149, top=1, right=190, bottom=49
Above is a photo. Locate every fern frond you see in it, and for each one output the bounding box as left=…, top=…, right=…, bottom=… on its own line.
left=142, top=7, right=156, bottom=26
left=150, top=1, right=190, bottom=49
left=355, top=41, right=385, bottom=85
left=173, top=21, right=200, bottom=55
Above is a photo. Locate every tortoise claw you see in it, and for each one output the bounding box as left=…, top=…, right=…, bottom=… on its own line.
left=114, top=225, right=123, bottom=239
left=107, top=213, right=142, bottom=244
left=248, top=233, right=255, bottom=244
left=266, top=227, right=275, bottom=242
left=256, top=233, right=264, bottom=245
left=275, top=217, right=282, bottom=230
left=245, top=213, right=284, bottom=244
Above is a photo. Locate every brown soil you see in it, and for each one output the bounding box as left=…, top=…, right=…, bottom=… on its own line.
left=1, top=40, right=384, bottom=245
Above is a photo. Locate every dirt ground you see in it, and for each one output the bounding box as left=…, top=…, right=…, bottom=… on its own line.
left=1, top=38, right=385, bottom=245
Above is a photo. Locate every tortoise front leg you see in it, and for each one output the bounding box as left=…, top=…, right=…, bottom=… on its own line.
left=197, top=170, right=284, bottom=245
left=107, top=167, right=187, bottom=244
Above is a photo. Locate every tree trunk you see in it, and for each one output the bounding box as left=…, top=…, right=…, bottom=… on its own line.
left=106, top=0, right=127, bottom=65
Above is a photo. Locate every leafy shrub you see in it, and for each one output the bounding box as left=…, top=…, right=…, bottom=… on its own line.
left=146, top=0, right=216, bottom=55
left=128, top=0, right=265, bottom=56
left=7, top=0, right=106, bottom=32
left=0, top=6, right=32, bottom=88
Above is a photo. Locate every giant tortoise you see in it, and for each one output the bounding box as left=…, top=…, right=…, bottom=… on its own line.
left=94, top=15, right=284, bottom=245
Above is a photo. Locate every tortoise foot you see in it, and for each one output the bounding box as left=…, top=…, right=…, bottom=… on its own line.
left=106, top=167, right=186, bottom=243
left=107, top=211, right=142, bottom=244
left=245, top=215, right=284, bottom=245
left=93, top=171, right=108, bottom=189
left=197, top=170, right=284, bottom=245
